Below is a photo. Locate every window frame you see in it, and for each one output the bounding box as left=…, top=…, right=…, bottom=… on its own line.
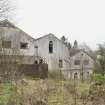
left=20, top=42, right=28, bottom=49
left=2, top=40, right=11, bottom=48
left=74, top=60, right=80, bottom=65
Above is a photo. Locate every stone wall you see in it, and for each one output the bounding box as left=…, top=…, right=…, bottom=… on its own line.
left=18, top=64, right=48, bottom=79
left=0, top=63, right=48, bottom=79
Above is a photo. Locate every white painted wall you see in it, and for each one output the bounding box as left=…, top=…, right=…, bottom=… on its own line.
left=34, top=34, right=70, bottom=71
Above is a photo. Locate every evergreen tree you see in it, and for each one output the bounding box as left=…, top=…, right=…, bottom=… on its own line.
left=0, top=0, right=12, bottom=20
left=73, top=40, right=78, bottom=48
left=67, top=42, right=72, bottom=49
left=61, top=36, right=67, bottom=43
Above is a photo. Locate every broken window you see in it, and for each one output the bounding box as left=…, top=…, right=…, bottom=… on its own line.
left=59, top=59, right=63, bottom=68
left=20, top=42, right=28, bottom=49
left=49, top=41, right=53, bottom=53
left=74, top=72, right=78, bottom=79
left=39, top=59, right=43, bottom=64
left=83, top=60, right=89, bottom=65
left=74, top=60, right=80, bottom=65
left=2, top=41, right=11, bottom=48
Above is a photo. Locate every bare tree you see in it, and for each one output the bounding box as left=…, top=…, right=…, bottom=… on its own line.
left=0, top=0, right=12, bottom=20
left=79, top=42, right=96, bottom=59
left=95, top=43, right=105, bottom=75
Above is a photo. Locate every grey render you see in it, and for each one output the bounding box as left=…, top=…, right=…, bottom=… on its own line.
left=0, top=20, right=95, bottom=79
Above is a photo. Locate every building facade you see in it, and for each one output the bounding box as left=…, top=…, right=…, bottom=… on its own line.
left=34, top=33, right=70, bottom=71
left=0, top=20, right=36, bottom=64
left=69, top=50, right=94, bottom=80
left=0, top=20, right=70, bottom=71
left=0, top=20, right=95, bottom=80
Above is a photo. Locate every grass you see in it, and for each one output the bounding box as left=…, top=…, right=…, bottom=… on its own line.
left=0, top=82, right=13, bottom=104
left=0, top=78, right=91, bottom=105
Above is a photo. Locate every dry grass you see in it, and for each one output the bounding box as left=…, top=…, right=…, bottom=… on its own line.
left=15, top=78, right=91, bottom=105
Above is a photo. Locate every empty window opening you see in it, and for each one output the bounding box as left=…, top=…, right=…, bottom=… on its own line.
left=49, top=41, right=53, bottom=53
left=34, top=60, right=38, bottom=64
left=74, top=60, right=80, bottom=65
left=74, top=72, right=78, bottom=79
left=59, top=59, right=63, bottom=68
left=40, top=59, right=43, bottom=64
left=84, top=60, right=89, bottom=65
left=2, top=41, right=11, bottom=48
left=34, top=46, right=38, bottom=48
left=20, top=42, right=28, bottom=49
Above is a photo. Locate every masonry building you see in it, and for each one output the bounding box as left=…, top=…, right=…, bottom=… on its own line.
left=0, top=20, right=95, bottom=79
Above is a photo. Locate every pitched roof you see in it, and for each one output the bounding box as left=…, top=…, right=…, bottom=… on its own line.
left=35, top=33, right=69, bottom=48
left=0, top=19, right=17, bottom=28
left=34, top=33, right=60, bottom=41
left=0, top=19, right=35, bottom=41
left=70, top=48, right=96, bottom=60
left=34, top=33, right=51, bottom=41
left=70, top=48, right=81, bottom=56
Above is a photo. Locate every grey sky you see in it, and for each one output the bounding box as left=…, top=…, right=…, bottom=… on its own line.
left=14, top=0, right=105, bottom=49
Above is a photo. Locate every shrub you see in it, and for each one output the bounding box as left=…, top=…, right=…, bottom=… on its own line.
left=91, top=73, right=105, bottom=83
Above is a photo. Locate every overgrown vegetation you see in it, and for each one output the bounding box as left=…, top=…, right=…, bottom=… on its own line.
left=0, top=82, right=21, bottom=105
left=48, top=70, right=64, bottom=80
left=0, top=72, right=105, bottom=105
left=94, top=43, right=105, bottom=75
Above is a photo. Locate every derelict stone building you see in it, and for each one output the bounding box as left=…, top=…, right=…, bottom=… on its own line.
left=0, top=20, right=95, bottom=79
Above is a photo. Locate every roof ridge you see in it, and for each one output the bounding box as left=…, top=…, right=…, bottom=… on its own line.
left=35, top=33, right=69, bottom=48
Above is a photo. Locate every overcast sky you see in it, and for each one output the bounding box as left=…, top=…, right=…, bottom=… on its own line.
left=14, top=0, right=105, bottom=49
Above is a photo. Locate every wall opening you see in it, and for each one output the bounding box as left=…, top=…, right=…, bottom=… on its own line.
left=39, top=59, right=43, bottom=64
left=87, top=72, right=90, bottom=78
left=74, top=60, right=80, bottom=65
left=2, top=41, right=11, bottom=48
left=59, top=59, right=63, bottom=68
left=74, top=72, right=78, bottom=79
left=20, top=42, right=28, bottom=49
left=49, top=41, right=53, bottom=53
left=34, top=60, right=38, bottom=64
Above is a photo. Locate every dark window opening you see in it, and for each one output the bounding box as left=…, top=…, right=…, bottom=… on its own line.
left=74, top=72, right=78, bottom=79
left=34, top=60, right=38, bottom=64
left=59, top=59, right=63, bottom=68
left=34, top=46, right=38, bottom=48
left=2, top=41, right=11, bottom=48
left=20, top=42, right=28, bottom=49
left=74, top=60, right=80, bottom=65
left=40, top=59, right=43, bottom=64
left=49, top=41, right=53, bottom=53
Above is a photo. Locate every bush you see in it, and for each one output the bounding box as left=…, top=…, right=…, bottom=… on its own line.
left=91, top=73, right=105, bottom=83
